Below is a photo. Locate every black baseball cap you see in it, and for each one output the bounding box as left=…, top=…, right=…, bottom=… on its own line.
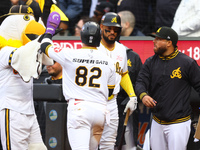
left=95, top=1, right=114, bottom=14
left=0, top=5, right=34, bottom=24
left=150, top=26, right=178, bottom=48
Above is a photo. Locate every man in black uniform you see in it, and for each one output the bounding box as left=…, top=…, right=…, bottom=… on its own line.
left=135, top=26, right=200, bottom=150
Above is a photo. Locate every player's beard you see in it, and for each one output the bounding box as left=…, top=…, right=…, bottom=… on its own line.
left=154, top=45, right=167, bottom=56
left=103, top=32, right=116, bottom=44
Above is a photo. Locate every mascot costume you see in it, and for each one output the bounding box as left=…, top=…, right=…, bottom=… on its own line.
left=0, top=4, right=63, bottom=150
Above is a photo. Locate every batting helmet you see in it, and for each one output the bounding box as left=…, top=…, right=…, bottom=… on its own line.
left=81, top=21, right=101, bottom=47
left=101, top=12, right=122, bottom=28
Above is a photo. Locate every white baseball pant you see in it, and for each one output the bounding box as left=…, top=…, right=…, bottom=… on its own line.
left=150, top=119, right=191, bottom=150
left=67, top=99, right=108, bottom=150
left=99, top=95, right=119, bottom=150
left=0, top=109, right=46, bottom=150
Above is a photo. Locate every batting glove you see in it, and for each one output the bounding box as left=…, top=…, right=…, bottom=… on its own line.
left=124, top=96, right=138, bottom=116
left=45, top=12, right=61, bottom=36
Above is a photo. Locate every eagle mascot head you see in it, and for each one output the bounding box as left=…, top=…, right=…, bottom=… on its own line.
left=0, top=5, right=54, bottom=82
left=0, top=5, right=45, bottom=49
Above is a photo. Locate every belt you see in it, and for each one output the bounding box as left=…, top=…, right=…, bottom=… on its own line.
left=153, top=115, right=191, bottom=125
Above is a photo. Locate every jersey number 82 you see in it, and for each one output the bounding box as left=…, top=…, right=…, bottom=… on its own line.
left=75, top=66, right=102, bottom=88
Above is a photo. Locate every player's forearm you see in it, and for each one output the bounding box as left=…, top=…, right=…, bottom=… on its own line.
left=120, top=72, right=136, bottom=97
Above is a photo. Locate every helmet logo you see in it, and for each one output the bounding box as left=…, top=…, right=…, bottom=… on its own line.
left=111, top=17, right=117, bottom=23
left=89, top=36, right=93, bottom=43
left=27, top=7, right=33, bottom=14
left=157, top=27, right=162, bottom=33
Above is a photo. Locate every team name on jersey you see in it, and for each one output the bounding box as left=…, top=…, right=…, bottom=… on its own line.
left=73, top=58, right=108, bottom=65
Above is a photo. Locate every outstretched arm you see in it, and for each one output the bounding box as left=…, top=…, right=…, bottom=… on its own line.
left=120, top=72, right=137, bottom=116
left=40, top=12, right=61, bottom=55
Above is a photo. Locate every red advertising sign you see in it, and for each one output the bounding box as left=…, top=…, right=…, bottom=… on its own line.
left=121, top=40, right=200, bottom=64
left=53, top=39, right=200, bottom=65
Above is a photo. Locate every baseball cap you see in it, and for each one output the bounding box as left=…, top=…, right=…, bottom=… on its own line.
left=150, top=26, right=178, bottom=47
left=95, top=1, right=114, bottom=14
left=0, top=5, right=34, bottom=24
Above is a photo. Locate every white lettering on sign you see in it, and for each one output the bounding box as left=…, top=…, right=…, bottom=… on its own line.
left=179, top=47, right=200, bottom=61
left=53, top=42, right=82, bottom=49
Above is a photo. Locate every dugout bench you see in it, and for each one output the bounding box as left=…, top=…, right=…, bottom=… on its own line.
left=33, top=84, right=71, bottom=150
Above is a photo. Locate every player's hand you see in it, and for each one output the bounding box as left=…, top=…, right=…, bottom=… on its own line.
left=45, top=12, right=61, bottom=36
left=142, top=95, right=157, bottom=108
left=124, top=96, right=137, bottom=116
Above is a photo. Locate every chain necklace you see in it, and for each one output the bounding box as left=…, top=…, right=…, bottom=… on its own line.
left=101, top=41, right=115, bottom=59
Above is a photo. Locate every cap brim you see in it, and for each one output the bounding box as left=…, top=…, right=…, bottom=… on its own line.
left=149, top=33, right=159, bottom=38
left=102, top=23, right=122, bottom=28
left=149, top=33, right=156, bottom=37
left=149, top=33, right=166, bottom=39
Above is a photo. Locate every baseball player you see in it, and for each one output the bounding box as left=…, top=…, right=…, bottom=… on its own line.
left=135, top=26, right=200, bottom=150
left=97, top=12, right=138, bottom=149
left=0, top=5, right=47, bottom=150
left=40, top=12, right=116, bottom=149
left=115, top=46, right=142, bottom=150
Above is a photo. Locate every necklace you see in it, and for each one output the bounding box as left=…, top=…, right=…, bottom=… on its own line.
left=105, top=48, right=112, bottom=58
left=101, top=41, right=115, bottom=58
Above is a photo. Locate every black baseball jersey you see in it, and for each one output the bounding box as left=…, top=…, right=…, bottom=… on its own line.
left=135, top=49, right=200, bottom=121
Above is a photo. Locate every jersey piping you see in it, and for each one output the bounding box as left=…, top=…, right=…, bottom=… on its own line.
left=5, top=109, right=11, bottom=150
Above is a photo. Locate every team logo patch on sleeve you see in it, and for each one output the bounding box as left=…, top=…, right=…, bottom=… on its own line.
left=127, top=59, right=132, bottom=67
left=54, top=47, right=62, bottom=53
